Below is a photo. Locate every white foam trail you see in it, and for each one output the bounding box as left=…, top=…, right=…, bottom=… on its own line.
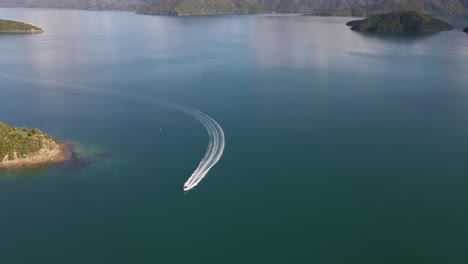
left=171, top=105, right=225, bottom=192
left=0, top=72, right=226, bottom=192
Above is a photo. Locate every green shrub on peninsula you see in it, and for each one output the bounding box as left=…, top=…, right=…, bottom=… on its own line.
left=0, top=122, right=50, bottom=160
left=0, top=19, right=43, bottom=33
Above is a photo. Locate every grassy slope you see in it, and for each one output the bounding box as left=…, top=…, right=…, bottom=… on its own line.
left=0, top=19, right=42, bottom=32
left=350, top=10, right=453, bottom=32
left=0, top=122, right=51, bottom=160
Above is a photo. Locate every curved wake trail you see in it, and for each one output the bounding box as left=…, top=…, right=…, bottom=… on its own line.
left=172, top=106, right=225, bottom=192
left=0, top=72, right=226, bottom=192
left=132, top=99, right=225, bottom=192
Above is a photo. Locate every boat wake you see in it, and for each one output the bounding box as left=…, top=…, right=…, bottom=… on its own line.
left=0, top=72, right=225, bottom=192
left=178, top=108, right=225, bottom=192
left=127, top=100, right=225, bottom=192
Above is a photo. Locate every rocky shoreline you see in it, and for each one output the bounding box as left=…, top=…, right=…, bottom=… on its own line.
left=0, top=19, right=43, bottom=34
left=0, top=139, right=69, bottom=169
left=0, top=29, right=43, bottom=34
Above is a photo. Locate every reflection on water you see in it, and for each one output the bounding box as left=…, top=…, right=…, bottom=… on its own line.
left=351, top=31, right=441, bottom=43
left=50, top=142, right=111, bottom=171
left=0, top=165, right=48, bottom=181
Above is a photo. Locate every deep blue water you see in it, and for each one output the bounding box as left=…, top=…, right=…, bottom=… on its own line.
left=1, top=9, right=468, bottom=263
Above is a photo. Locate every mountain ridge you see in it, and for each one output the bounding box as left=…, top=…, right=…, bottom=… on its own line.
left=137, top=0, right=383, bottom=15
left=0, top=18, right=42, bottom=33
left=0, top=0, right=151, bottom=11
left=317, top=0, right=468, bottom=16
left=1, top=0, right=467, bottom=15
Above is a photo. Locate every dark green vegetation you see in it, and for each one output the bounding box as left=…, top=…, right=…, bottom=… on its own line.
left=346, top=20, right=361, bottom=27
left=317, top=0, right=468, bottom=16
left=348, top=10, right=453, bottom=32
left=0, top=0, right=150, bottom=11
left=137, top=0, right=267, bottom=16
left=0, top=0, right=382, bottom=13
left=0, top=19, right=42, bottom=33
left=0, top=122, right=51, bottom=160
left=137, top=0, right=382, bottom=15
left=1, top=0, right=468, bottom=15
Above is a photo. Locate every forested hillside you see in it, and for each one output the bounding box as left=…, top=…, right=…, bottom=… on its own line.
left=318, top=0, right=468, bottom=16
left=137, top=0, right=383, bottom=15
left=0, top=0, right=151, bottom=10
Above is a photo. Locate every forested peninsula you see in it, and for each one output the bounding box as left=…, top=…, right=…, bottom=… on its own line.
left=0, top=19, right=42, bottom=33
left=0, top=122, right=67, bottom=169
left=347, top=10, right=453, bottom=32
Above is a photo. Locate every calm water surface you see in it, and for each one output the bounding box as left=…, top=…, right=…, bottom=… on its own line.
left=1, top=9, right=468, bottom=264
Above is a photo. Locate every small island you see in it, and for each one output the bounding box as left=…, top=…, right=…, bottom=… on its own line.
left=0, top=19, right=43, bottom=34
left=464, top=27, right=468, bottom=33
left=347, top=10, right=453, bottom=33
left=0, top=122, right=67, bottom=169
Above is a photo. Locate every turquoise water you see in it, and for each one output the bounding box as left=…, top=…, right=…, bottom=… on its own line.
left=1, top=9, right=468, bottom=263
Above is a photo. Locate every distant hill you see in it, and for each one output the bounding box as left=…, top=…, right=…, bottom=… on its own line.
left=0, top=0, right=151, bottom=10
left=347, top=10, right=453, bottom=32
left=0, top=0, right=387, bottom=14
left=0, top=19, right=42, bottom=33
left=3, top=0, right=466, bottom=16
left=137, top=0, right=269, bottom=16
left=317, top=0, right=468, bottom=16
left=137, top=0, right=383, bottom=16
left=275, top=0, right=381, bottom=13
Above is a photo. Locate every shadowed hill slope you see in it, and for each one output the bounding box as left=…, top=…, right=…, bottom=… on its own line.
left=318, top=0, right=468, bottom=16
left=348, top=10, right=453, bottom=32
